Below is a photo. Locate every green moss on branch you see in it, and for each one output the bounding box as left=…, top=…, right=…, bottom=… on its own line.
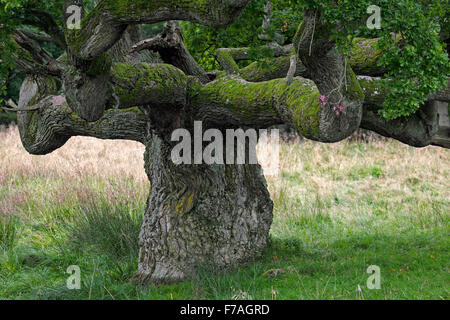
left=192, top=76, right=321, bottom=137
left=111, top=63, right=188, bottom=108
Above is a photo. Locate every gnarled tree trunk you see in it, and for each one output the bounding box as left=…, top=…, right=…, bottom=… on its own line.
left=135, top=134, right=273, bottom=283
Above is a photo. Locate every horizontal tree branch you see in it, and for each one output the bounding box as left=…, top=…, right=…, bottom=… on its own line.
left=67, top=0, right=251, bottom=60
left=216, top=43, right=292, bottom=75
left=239, top=55, right=309, bottom=82
left=358, top=77, right=448, bottom=147
left=110, top=63, right=188, bottom=109
left=17, top=77, right=148, bottom=155
left=222, top=36, right=393, bottom=84
left=16, top=64, right=449, bottom=158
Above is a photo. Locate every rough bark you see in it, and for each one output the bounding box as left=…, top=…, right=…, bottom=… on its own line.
left=62, top=26, right=161, bottom=122
left=134, top=135, right=273, bottom=284
left=131, top=21, right=210, bottom=84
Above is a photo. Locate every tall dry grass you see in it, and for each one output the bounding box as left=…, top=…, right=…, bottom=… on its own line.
left=0, top=126, right=148, bottom=219
left=0, top=125, right=449, bottom=225
left=268, top=136, right=449, bottom=240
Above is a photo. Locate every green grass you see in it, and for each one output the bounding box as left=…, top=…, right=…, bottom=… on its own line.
left=0, top=217, right=19, bottom=249
left=0, top=201, right=447, bottom=300
left=0, top=128, right=448, bottom=300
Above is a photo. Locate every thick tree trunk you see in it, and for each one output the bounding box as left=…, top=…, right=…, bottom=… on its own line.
left=134, top=134, right=273, bottom=284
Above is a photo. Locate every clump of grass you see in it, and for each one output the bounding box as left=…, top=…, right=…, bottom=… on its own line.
left=0, top=217, right=19, bottom=249
left=65, top=202, right=143, bottom=260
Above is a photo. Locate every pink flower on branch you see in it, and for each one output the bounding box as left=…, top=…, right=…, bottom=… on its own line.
left=333, top=104, right=345, bottom=117
left=318, top=95, right=327, bottom=107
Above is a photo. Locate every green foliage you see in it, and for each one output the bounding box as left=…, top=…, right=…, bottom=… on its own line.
left=0, top=0, right=65, bottom=105
left=0, top=0, right=65, bottom=109
left=301, top=0, right=450, bottom=119
left=0, top=110, right=17, bottom=126
left=1, top=0, right=449, bottom=120
left=0, top=28, right=17, bottom=105
left=141, top=22, right=165, bottom=38
left=0, top=217, right=19, bottom=249
left=374, top=0, right=450, bottom=119
left=182, top=0, right=303, bottom=71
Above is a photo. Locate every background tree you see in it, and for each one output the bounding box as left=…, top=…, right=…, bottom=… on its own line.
left=0, top=0, right=449, bottom=284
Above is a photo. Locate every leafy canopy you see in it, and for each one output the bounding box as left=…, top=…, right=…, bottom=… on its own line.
left=300, top=0, right=449, bottom=119
left=1, top=0, right=449, bottom=120
left=184, top=0, right=449, bottom=120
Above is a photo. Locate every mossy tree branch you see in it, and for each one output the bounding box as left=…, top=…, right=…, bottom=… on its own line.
left=216, top=36, right=398, bottom=84
left=13, top=3, right=449, bottom=152
left=66, top=0, right=252, bottom=60
left=131, top=21, right=209, bottom=84
left=18, top=62, right=450, bottom=157
left=216, top=43, right=292, bottom=76
left=17, top=76, right=148, bottom=155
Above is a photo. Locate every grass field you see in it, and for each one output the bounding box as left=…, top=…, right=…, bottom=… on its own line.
left=0, top=125, right=448, bottom=300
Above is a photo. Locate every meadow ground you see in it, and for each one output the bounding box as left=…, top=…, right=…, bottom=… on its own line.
left=0, top=125, right=448, bottom=300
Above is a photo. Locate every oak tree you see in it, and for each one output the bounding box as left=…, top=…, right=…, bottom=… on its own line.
left=1, top=0, right=449, bottom=284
